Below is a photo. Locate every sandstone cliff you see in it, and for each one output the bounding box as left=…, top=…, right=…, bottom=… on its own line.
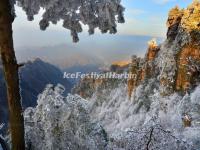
left=128, top=1, right=200, bottom=97
left=72, top=76, right=125, bottom=99
left=128, top=39, right=160, bottom=98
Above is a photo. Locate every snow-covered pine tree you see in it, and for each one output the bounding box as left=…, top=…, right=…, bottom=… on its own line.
left=0, top=0, right=125, bottom=149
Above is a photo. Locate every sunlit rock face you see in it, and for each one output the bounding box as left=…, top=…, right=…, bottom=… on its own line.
left=128, top=39, right=160, bottom=98
left=72, top=77, right=96, bottom=99
left=111, top=60, right=130, bottom=73
left=72, top=77, right=109, bottom=99
left=127, top=55, right=143, bottom=98
left=170, top=1, right=200, bottom=93
left=73, top=76, right=126, bottom=100
left=146, top=39, right=160, bottom=62
left=143, top=39, right=160, bottom=80
left=167, top=6, right=184, bottom=41
left=176, top=44, right=200, bottom=91
left=181, top=1, right=200, bottom=31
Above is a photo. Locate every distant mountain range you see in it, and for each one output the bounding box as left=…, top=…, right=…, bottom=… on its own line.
left=15, top=35, right=163, bottom=69
left=19, top=58, right=72, bottom=107
left=0, top=58, right=72, bottom=133
left=15, top=44, right=104, bottom=69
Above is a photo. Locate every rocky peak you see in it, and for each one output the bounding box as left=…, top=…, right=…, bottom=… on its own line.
left=181, top=0, right=200, bottom=31
left=128, top=39, right=160, bottom=98
left=110, top=60, right=130, bottom=73
left=167, top=6, right=183, bottom=27
left=167, top=6, right=184, bottom=40
left=146, top=39, right=160, bottom=62
left=176, top=44, right=200, bottom=92
left=127, top=55, right=141, bottom=98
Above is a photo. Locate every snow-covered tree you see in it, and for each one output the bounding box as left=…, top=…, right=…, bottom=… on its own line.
left=24, top=84, right=108, bottom=150
left=0, top=0, right=125, bottom=149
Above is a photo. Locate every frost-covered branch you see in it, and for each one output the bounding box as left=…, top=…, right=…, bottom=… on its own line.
left=146, top=127, right=154, bottom=150
left=13, top=0, right=125, bottom=42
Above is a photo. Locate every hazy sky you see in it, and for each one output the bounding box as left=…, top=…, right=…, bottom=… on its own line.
left=13, top=0, right=192, bottom=65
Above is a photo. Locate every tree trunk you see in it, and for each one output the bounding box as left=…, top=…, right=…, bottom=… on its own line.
left=0, top=0, right=25, bottom=150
